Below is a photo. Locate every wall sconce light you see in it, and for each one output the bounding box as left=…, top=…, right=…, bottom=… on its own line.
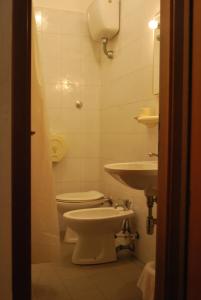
left=35, top=11, right=42, bottom=29
left=148, top=19, right=159, bottom=30
left=148, top=13, right=160, bottom=41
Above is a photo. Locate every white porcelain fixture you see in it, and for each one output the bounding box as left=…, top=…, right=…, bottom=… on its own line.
left=87, top=0, right=120, bottom=42
left=87, top=0, right=120, bottom=59
left=104, top=161, right=158, bottom=195
left=56, top=191, right=105, bottom=243
left=63, top=207, right=134, bottom=265
left=137, top=261, right=155, bottom=300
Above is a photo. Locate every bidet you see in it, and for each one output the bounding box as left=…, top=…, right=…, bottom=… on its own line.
left=63, top=207, right=134, bottom=264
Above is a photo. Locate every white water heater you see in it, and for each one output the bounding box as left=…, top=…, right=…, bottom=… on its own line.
left=87, top=0, right=120, bottom=41
left=87, top=0, right=120, bottom=59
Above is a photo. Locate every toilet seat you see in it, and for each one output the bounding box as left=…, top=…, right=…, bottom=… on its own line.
left=56, top=191, right=104, bottom=203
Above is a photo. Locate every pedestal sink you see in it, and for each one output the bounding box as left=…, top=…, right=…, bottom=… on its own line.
left=104, top=161, right=158, bottom=196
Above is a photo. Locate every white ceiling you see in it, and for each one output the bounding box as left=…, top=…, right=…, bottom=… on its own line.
left=33, top=0, right=94, bottom=12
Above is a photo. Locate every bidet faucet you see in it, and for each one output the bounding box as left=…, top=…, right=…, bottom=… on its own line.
left=147, top=152, right=158, bottom=158
left=114, top=199, right=132, bottom=211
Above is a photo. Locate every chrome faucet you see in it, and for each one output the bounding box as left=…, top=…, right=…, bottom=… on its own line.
left=114, top=199, right=132, bottom=211
left=147, top=152, right=158, bottom=158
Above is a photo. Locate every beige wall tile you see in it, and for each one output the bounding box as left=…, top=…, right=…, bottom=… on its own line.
left=35, top=7, right=101, bottom=192
left=34, top=0, right=159, bottom=264
left=33, top=0, right=94, bottom=13
left=100, top=0, right=159, bottom=263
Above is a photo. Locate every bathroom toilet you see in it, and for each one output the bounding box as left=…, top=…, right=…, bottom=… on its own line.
left=63, top=207, right=134, bottom=265
left=56, top=191, right=105, bottom=243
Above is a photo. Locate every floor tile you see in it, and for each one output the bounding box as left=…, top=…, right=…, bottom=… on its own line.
left=32, top=243, right=143, bottom=300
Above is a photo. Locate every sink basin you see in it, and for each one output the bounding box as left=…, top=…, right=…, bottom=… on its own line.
left=104, top=161, right=158, bottom=194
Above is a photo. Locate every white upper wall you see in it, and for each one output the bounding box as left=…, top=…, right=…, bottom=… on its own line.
left=33, top=0, right=94, bottom=12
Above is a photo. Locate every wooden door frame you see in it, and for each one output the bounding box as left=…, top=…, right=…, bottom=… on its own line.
left=12, top=0, right=32, bottom=299
left=156, top=0, right=192, bottom=299
left=11, top=0, right=192, bottom=299
left=187, top=0, right=201, bottom=298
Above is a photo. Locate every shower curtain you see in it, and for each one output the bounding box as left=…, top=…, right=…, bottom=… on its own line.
left=31, top=11, right=60, bottom=263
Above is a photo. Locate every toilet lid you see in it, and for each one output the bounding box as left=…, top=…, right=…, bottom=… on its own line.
left=56, top=191, right=104, bottom=203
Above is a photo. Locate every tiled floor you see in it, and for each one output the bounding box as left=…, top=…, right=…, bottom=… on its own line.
left=32, top=243, right=143, bottom=300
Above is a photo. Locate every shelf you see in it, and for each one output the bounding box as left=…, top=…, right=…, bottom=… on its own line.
left=134, top=115, right=159, bottom=128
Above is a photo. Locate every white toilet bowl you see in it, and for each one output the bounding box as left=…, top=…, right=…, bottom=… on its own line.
left=63, top=207, right=134, bottom=265
left=56, top=191, right=105, bottom=243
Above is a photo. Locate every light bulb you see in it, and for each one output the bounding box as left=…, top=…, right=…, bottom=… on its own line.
left=35, top=11, right=42, bottom=28
left=148, top=19, right=159, bottom=30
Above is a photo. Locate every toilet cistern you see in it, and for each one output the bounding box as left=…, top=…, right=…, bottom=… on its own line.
left=87, top=0, right=120, bottom=59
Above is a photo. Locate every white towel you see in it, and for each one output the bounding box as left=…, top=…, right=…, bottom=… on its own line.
left=137, top=261, right=155, bottom=300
